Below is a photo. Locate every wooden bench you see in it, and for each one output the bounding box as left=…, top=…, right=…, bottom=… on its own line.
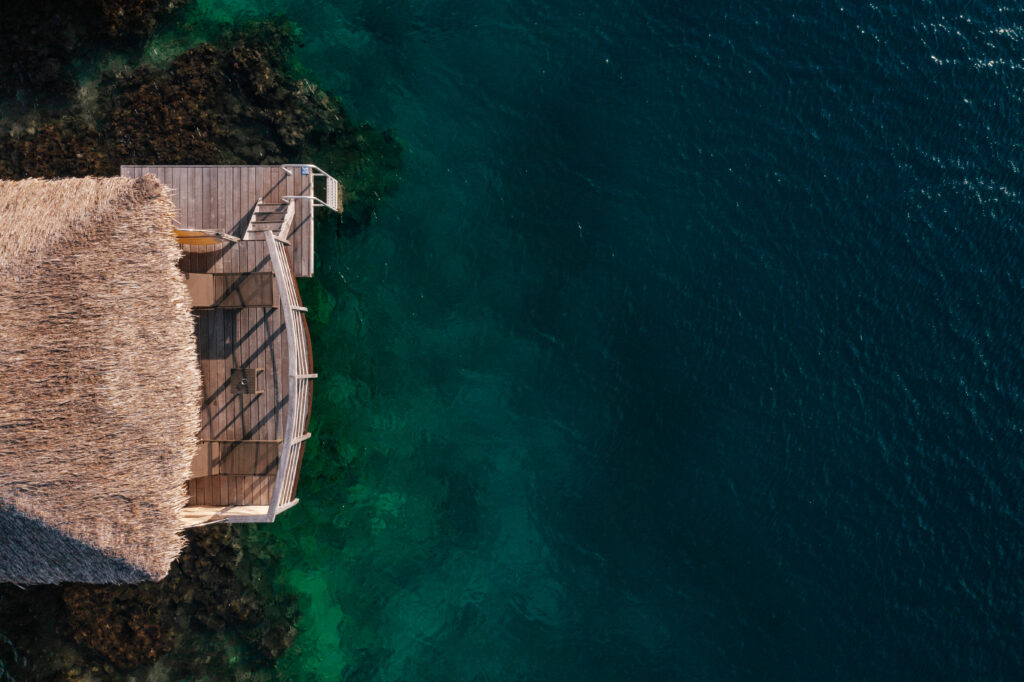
left=190, top=439, right=282, bottom=478
left=185, top=272, right=279, bottom=308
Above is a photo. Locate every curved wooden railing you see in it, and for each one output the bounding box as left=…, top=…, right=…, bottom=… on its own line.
left=264, top=227, right=315, bottom=520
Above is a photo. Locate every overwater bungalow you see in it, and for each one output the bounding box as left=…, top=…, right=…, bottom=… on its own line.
left=0, top=164, right=341, bottom=583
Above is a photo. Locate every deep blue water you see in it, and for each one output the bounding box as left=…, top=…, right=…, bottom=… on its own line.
left=192, top=0, right=1024, bottom=678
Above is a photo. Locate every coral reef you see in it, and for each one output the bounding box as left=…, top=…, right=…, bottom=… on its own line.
left=0, top=0, right=183, bottom=101
left=0, top=13, right=401, bottom=679
left=0, top=18, right=401, bottom=222
left=0, top=526, right=296, bottom=680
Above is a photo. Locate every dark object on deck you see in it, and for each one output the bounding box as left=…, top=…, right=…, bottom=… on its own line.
left=230, top=368, right=264, bottom=395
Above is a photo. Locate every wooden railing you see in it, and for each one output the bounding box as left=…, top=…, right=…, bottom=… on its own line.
left=264, top=228, right=315, bottom=520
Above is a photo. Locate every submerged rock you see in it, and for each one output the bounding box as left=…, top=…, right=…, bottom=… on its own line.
left=0, top=14, right=400, bottom=678
left=0, top=0, right=183, bottom=101
left=0, top=17, right=401, bottom=223
left=0, top=526, right=297, bottom=678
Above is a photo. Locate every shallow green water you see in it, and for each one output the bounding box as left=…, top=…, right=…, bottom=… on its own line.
left=158, top=1, right=591, bottom=677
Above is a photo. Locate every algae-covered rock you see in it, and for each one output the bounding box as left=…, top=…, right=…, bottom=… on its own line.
left=0, top=10, right=401, bottom=680
left=0, top=17, right=401, bottom=224
left=0, top=526, right=297, bottom=679
left=0, top=0, right=183, bottom=100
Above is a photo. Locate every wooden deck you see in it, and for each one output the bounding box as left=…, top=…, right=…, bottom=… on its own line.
left=120, top=165, right=316, bottom=278
left=188, top=305, right=288, bottom=506
left=120, top=165, right=318, bottom=516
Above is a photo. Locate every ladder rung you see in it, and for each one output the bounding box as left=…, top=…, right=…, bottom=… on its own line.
left=292, top=433, right=312, bottom=444
left=293, top=373, right=318, bottom=379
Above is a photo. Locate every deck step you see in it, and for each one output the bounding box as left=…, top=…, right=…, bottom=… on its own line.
left=243, top=199, right=295, bottom=241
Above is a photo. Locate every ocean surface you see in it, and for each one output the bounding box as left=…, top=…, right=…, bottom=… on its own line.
left=184, top=0, right=1024, bottom=679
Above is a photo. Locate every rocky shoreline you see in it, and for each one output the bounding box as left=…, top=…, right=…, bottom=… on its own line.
left=0, top=527, right=295, bottom=680
left=0, top=6, right=399, bottom=679
left=0, top=15, right=400, bottom=222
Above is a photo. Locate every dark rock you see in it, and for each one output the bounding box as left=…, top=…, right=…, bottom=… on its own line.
left=0, top=11, right=401, bottom=679
left=0, top=16, right=401, bottom=224
left=0, top=0, right=183, bottom=101
left=0, top=526, right=298, bottom=678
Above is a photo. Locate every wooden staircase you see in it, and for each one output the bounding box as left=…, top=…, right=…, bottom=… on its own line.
left=243, top=199, right=295, bottom=241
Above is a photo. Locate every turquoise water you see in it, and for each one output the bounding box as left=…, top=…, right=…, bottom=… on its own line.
left=239, top=1, right=692, bottom=677
left=174, top=0, right=1024, bottom=679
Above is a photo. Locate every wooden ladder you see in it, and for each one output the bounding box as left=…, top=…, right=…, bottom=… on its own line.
left=243, top=198, right=295, bottom=241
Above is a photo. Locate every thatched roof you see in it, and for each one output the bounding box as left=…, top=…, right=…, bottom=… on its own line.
left=0, top=175, right=201, bottom=584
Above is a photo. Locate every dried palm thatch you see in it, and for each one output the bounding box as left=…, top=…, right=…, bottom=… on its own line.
left=0, top=175, right=201, bottom=584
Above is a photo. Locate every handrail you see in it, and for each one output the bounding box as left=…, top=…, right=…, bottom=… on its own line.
left=280, top=162, right=334, bottom=178
left=282, top=195, right=332, bottom=209
left=280, top=163, right=343, bottom=212
left=263, top=229, right=315, bottom=520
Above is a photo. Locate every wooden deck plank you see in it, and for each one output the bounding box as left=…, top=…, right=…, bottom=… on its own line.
left=250, top=167, right=259, bottom=232
left=179, top=166, right=191, bottom=230
left=228, top=314, right=241, bottom=441
left=247, top=176, right=257, bottom=273
left=185, top=166, right=195, bottom=228
left=256, top=166, right=268, bottom=202
left=256, top=164, right=268, bottom=201
left=206, top=166, right=213, bottom=230
left=199, top=313, right=212, bottom=440
left=223, top=166, right=232, bottom=231
left=183, top=167, right=193, bottom=229
left=197, top=166, right=205, bottom=230
left=212, top=168, right=220, bottom=231
left=257, top=308, right=269, bottom=441
left=213, top=310, right=228, bottom=442
left=271, top=167, right=284, bottom=203
left=194, top=166, right=202, bottom=230
left=238, top=308, right=252, bottom=438
left=206, top=310, right=219, bottom=440
left=241, top=166, right=251, bottom=235
left=238, top=165, right=247, bottom=240
left=258, top=307, right=270, bottom=438
left=234, top=166, right=242, bottom=239
left=251, top=312, right=264, bottom=439
left=256, top=475, right=268, bottom=505
left=207, top=311, right=220, bottom=442
left=225, top=311, right=239, bottom=440
left=206, top=168, right=216, bottom=231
